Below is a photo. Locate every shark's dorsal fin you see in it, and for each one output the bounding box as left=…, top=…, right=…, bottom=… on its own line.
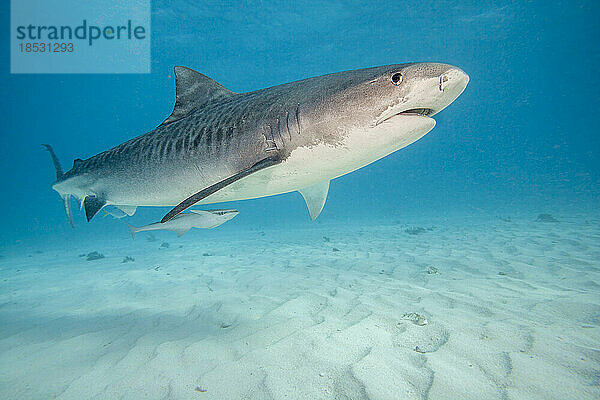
left=298, top=180, right=330, bottom=221
left=160, top=66, right=236, bottom=127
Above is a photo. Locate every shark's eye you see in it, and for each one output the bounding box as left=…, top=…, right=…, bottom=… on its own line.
left=391, top=72, right=403, bottom=85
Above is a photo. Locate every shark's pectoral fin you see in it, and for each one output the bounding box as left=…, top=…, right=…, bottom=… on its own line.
left=161, top=155, right=281, bottom=223
left=83, top=195, right=106, bottom=222
left=116, top=205, right=137, bottom=216
left=298, top=180, right=330, bottom=221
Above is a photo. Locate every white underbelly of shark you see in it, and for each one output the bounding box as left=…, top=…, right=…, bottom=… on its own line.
left=199, top=114, right=436, bottom=204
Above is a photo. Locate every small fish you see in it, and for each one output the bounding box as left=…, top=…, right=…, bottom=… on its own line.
left=127, top=209, right=238, bottom=238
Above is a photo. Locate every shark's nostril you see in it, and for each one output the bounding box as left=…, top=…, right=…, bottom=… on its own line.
left=439, top=75, right=449, bottom=92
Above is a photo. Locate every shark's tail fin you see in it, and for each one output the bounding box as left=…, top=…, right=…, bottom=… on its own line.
left=126, top=223, right=138, bottom=239
left=42, top=144, right=74, bottom=227
left=42, top=144, right=64, bottom=180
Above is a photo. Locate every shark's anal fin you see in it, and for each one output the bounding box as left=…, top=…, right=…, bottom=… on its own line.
left=161, top=156, right=281, bottom=223
left=84, top=195, right=107, bottom=222
left=160, top=66, right=236, bottom=127
left=298, top=180, right=330, bottom=221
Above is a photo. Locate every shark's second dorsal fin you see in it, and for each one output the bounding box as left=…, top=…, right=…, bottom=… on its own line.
left=160, top=66, right=236, bottom=127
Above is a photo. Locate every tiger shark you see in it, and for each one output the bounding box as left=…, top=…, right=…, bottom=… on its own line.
left=44, top=62, right=468, bottom=225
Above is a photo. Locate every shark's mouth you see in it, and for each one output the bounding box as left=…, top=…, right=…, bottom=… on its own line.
left=398, top=108, right=434, bottom=117
left=376, top=107, right=436, bottom=125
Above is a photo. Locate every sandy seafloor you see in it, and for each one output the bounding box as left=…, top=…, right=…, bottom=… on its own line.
left=0, top=213, right=599, bottom=400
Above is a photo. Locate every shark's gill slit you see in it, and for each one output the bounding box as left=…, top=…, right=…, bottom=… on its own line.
left=285, top=111, right=292, bottom=140
left=276, top=118, right=285, bottom=144
left=263, top=125, right=276, bottom=151
left=295, top=104, right=301, bottom=136
left=267, top=125, right=273, bottom=145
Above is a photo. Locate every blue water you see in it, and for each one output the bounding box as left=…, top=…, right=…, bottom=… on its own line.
left=1, top=2, right=599, bottom=398
left=1, top=1, right=598, bottom=245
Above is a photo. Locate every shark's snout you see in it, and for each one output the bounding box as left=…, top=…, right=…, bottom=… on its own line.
left=426, top=66, right=468, bottom=116
left=439, top=67, right=469, bottom=95
left=405, top=63, right=469, bottom=117
left=374, top=63, right=469, bottom=125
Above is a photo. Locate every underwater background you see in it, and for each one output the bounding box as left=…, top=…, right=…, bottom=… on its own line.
left=1, top=0, right=598, bottom=244
left=1, top=1, right=599, bottom=399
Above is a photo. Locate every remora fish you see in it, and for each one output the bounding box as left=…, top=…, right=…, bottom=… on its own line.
left=44, top=63, right=468, bottom=225
left=127, top=209, right=239, bottom=238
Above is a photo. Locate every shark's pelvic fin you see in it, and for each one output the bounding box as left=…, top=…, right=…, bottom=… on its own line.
left=161, top=155, right=281, bottom=223
left=160, top=66, right=236, bottom=127
left=83, top=195, right=106, bottom=222
left=116, top=205, right=137, bottom=216
left=298, top=180, right=330, bottom=221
